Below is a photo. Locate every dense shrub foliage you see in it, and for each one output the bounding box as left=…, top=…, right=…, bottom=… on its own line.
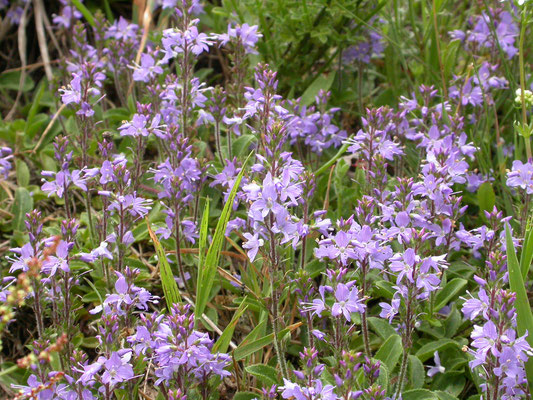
left=0, top=0, right=533, bottom=399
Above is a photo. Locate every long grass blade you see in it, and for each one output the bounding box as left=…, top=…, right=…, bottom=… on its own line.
left=505, top=224, right=533, bottom=386
left=195, top=152, right=253, bottom=326
left=147, top=219, right=182, bottom=310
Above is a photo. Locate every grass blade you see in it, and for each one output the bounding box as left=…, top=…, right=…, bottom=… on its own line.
left=505, top=224, right=533, bottom=385
left=71, top=0, right=96, bottom=27
left=233, top=322, right=302, bottom=361
left=147, top=219, right=181, bottom=310
left=195, top=152, right=253, bottom=325
left=196, top=198, right=209, bottom=294
left=521, top=224, right=533, bottom=280
left=212, top=298, right=248, bottom=353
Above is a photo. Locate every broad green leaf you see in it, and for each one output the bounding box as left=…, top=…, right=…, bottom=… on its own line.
left=408, top=354, right=425, bottom=389
left=300, top=72, right=336, bottom=107
left=402, top=389, right=439, bottom=400
left=15, top=160, right=30, bottom=187
left=233, top=392, right=258, bottom=400
left=147, top=220, right=181, bottom=310
left=415, top=339, right=458, bottom=362
left=25, top=81, right=45, bottom=139
left=377, top=361, right=390, bottom=392
left=375, top=334, right=403, bottom=372
left=477, top=182, right=495, bottom=213
left=11, top=187, right=33, bottom=232
left=196, top=152, right=252, bottom=325
left=368, top=316, right=397, bottom=340
left=505, top=225, right=533, bottom=384
left=245, top=364, right=280, bottom=386
left=433, top=278, right=467, bottom=311
left=0, top=71, right=34, bottom=92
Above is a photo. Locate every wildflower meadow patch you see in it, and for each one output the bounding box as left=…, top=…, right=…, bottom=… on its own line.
left=0, top=0, right=532, bottom=399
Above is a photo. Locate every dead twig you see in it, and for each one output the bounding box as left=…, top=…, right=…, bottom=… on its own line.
left=5, top=3, right=29, bottom=121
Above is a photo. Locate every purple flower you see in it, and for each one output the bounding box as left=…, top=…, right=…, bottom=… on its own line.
left=462, top=289, right=490, bottom=320
left=331, top=283, right=365, bottom=322
left=390, top=248, right=419, bottom=284
left=507, top=160, right=533, bottom=194
left=101, top=352, right=134, bottom=387
left=0, top=147, right=12, bottom=179
left=218, top=23, right=262, bottom=54
left=379, top=298, right=400, bottom=323
left=132, top=53, right=164, bottom=82
left=59, top=73, right=82, bottom=105
left=242, top=232, right=264, bottom=262
left=427, top=351, right=445, bottom=377
left=41, top=240, right=70, bottom=276
left=105, top=16, right=138, bottom=41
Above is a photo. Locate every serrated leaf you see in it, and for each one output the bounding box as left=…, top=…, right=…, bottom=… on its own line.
left=433, top=278, right=467, bottom=311
left=368, top=316, right=397, bottom=340
left=11, top=187, right=33, bottom=232
left=147, top=220, right=181, bottom=310
left=375, top=334, right=403, bottom=372
left=408, top=354, right=425, bottom=389
left=245, top=364, right=280, bottom=386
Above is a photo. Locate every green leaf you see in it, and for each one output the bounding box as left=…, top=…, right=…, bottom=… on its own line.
left=505, top=224, right=533, bottom=384
left=0, top=71, right=34, bottom=92
left=11, top=187, right=33, bottom=232
left=147, top=220, right=181, bottom=310
left=15, top=160, right=30, bottom=187
left=212, top=299, right=247, bottom=353
left=368, top=316, right=397, bottom=340
left=314, top=142, right=350, bottom=177
left=70, top=0, right=96, bottom=27
left=476, top=182, right=495, bottom=213
left=520, top=225, right=533, bottom=279
left=196, top=198, right=209, bottom=299
left=433, top=278, right=467, bottom=311
left=415, top=339, right=459, bottom=362
left=232, top=134, right=257, bottom=158
left=402, top=389, right=439, bottom=400
left=408, top=354, right=425, bottom=389
left=245, top=364, right=280, bottom=386
left=232, top=392, right=258, bottom=400
left=377, top=361, right=390, bottom=392
left=196, top=152, right=252, bottom=325
left=300, top=72, right=336, bottom=107
left=233, top=322, right=301, bottom=361
left=375, top=334, right=403, bottom=372
left=435, top=391, right=459, bottom=400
